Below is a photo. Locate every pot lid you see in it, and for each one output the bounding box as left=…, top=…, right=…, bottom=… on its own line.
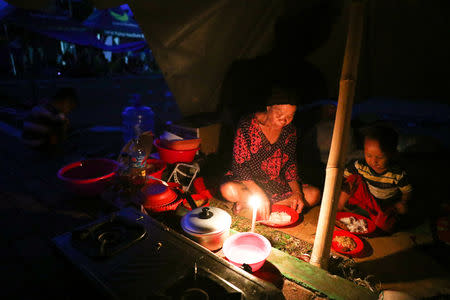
left=181, top=206, right=231, bottom=235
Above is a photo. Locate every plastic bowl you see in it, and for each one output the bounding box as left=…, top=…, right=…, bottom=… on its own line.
left=223, top=232, right=271, bottom=272
left=154, top=139, right=198, bottom=164
left=145, top=158, right=167, bottom=184
left=57, top=158, right=119, bottom=196
left=159, top=138, right=201, bottom=151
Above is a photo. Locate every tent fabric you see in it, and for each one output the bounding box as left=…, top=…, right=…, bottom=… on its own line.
left=129, top=0, right=284, bottom=116
left=83, top=6, right=144, bottom=39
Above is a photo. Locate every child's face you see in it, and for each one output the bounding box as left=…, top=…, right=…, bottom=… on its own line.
left=364, top=137, right=388, bottom=174
left=54, top=99, right=76, bottom=115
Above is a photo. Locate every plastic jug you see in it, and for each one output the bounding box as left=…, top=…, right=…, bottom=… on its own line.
left=122, top=94, right=155, bottom=143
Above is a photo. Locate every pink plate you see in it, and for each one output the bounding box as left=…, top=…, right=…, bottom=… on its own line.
left=336, top=212, right=376, bottom=235
left=332, top=229, right=364, bottom=257
left=259, top=204, right=299, bottom=228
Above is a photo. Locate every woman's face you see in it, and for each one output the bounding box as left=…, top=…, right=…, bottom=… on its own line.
left=266, top=104, right=297, bottom=128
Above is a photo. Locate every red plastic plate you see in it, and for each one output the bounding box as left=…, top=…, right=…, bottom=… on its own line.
left=259, top=204, right=299, bottom=228
left=336, top=212, right=376, bottom=235
left=332, top=229, right=364, bottom=257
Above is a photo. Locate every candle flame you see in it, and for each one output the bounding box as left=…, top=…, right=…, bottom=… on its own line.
left=248, top=195, right=261, bottom=209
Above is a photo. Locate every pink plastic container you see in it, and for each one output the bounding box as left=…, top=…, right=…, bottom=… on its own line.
left=57, top=158, right=119, bottom=196
left=154, top=139, right=198, bottom=164
left=223, top=232, right=271, bottom=272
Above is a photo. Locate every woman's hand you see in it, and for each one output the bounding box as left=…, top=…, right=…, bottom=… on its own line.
left=287, top=181, right=307, bottom=214
left=258, top=195, right=271, bottom=221
left=290, top=192, right=307, bottom=214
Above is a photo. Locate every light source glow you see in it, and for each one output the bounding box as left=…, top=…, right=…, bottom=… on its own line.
left=249, top=194, right=261, bottom=233
left=248, top=195, right=261, bottom=209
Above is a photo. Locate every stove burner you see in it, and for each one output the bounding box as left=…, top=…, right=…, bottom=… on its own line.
left=71, top=215, right=147, bottom=259
left=97, top=227, right=125, bottom=245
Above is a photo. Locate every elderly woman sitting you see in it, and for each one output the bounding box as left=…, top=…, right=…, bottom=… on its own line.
left=220, top=88, right=321, bottom=220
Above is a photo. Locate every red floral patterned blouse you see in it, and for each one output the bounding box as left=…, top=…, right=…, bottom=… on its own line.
left=225, top=114, right=299, bottom=203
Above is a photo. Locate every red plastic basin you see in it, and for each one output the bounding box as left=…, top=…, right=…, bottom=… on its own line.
left=145, top=158, right=167, bottom=184
left=57, top=158, right=119, bottom=196
left=154, top=139, right=198, bottom=164
left=223, top=232, right=271, bottom=272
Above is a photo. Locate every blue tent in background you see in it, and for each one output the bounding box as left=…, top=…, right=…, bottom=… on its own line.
left=0, top=1, right=146, bottom=52
left=4, top=8, right=97, bottom=46
left=0, top=0, right=14, bottom=20
left=82, top=6, right=144, bottom=39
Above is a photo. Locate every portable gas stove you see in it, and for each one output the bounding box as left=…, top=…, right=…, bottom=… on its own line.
left=52, top=207, right=284, bottom=300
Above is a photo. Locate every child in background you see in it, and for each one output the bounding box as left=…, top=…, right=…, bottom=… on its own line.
left=22, top=87, right=78, bottom=150
left=338, top=125, right=413, bottom=232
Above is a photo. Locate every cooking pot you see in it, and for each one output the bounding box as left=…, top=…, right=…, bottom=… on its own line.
left=181, top=207, right=231, bottom=251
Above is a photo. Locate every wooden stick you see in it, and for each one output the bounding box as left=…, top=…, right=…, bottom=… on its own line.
left=310, top=1, right=365, bottom=269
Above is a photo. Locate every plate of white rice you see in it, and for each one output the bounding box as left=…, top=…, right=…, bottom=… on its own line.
left=259, top=204, right=299, bottom=227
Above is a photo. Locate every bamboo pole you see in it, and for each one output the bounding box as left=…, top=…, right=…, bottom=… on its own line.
left=310, top=1, right=365, bottom=269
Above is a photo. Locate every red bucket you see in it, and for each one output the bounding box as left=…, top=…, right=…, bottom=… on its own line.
left=154, top=139, right=198, bottom=164
left=57, top=158, right=119, bottom=196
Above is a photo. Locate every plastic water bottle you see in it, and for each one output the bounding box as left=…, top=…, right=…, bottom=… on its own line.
left=122, top=94, right=155, bottom=143
left=128, top=126, right=147, bottom=185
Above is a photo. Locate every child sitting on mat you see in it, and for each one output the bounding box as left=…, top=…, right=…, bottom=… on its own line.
left=337, top=125, right=413, bottom=232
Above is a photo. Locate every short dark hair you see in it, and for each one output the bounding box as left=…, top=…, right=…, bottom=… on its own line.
left=52, top=87, right=78, bottom=105
left=265, top=86, right=299, bottom=106
left=362, top=125, right=399, bottom=157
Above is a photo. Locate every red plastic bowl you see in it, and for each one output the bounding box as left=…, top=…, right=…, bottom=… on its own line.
left=331, top=229, right=364, bottom=257
left=154, top=139, right=198, bottom=164
left=145, top=158, right=166, bottom=184
left=141, top=183, right=178, bottom=208
left=57, top=158, right=119, bottom=196
left=223, top=232, right=271, bottom=272
left=336, top=212, right=377, bottom=235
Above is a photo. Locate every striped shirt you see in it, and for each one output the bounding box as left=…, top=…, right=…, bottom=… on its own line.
left=22, top=104, right=67, bottom=148
left=344, top=159, right=413, bottom=203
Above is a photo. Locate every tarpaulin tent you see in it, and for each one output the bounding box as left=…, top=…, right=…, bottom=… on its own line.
left=82, top=6, right=144, bottom=39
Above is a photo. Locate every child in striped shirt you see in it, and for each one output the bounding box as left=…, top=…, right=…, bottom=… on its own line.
left=22, top=87, right=78, bottom=150
left=338, top=125, right=412, bottom=232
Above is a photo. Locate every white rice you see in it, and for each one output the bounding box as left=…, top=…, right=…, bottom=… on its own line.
left=340, top=216, right=368, bottom=233
left=268, top=212, right=291, bottom=224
